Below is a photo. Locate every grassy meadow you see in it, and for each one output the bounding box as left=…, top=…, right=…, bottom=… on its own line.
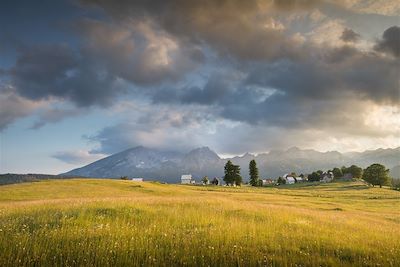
left=0, top=179, right=399, bottom=266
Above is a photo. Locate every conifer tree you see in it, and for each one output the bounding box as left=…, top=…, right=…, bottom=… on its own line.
left=249, top=159, right=259, bottom=186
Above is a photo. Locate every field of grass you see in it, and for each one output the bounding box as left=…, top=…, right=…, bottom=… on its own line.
left=0, top=179, right=399, bottom=266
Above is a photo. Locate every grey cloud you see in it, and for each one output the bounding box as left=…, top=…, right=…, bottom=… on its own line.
left=87, top=122, right=188, bottom=154
left=374, top=26, right=400, bottom=57
left=247, top=48, right=399, bottom=104
left=273, top=0, right=321, bottom=10
left=80, top=0, right=308, bottom=62
left=87, top=105, right=214, bottom=154
left=6, top=16, right=205, bottom=110
left=52, top=150, right=105, bottom=164
left=323, top=45, right=359, bottom=63
left=76, top=19, right=203, bottom=86
left=340, top=28, right=361, bottom=42
left=30, top=108, right=83, bottom=129
left=149, top=42, right=398, bottom=132
left=153, top=74, right=235, bottom=105
left=9, top=44, right=122, bottom=107
left=0, top=88, right=42, bottom=131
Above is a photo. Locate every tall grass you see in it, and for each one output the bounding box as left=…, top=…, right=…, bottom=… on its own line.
left=0, top=179, right=399, bottom=266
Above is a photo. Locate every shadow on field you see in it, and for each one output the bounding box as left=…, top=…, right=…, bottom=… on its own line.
left=326, top=184, right=370, bottom=191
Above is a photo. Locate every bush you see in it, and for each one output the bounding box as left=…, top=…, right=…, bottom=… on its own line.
left=392, top=178, right=400, bottom=190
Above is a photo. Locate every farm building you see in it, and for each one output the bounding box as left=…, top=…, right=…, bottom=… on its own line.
left=321, top=171, right=334, bottom=183
left=261, top=179, right=274, bottom=185
left=181, top=174, right=195, bottom=184
left=131, top=178, right=144, bottom=182
left=283, top=174, right=296, bottom=184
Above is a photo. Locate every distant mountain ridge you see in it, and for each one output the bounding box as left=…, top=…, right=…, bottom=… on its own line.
left=63, top=146, right=400, bottom=183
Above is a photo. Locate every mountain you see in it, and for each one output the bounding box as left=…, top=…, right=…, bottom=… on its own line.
left=64, top=146, right=224, bottom=183
left=64, top=146, right=400, bottom=183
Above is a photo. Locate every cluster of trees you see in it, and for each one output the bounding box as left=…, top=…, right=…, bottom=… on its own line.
left=201, top=176, right=209, bottom=185
left=340, top=165, right=363, bottom=178
left=223, top=159, right=260, bottom=186
left=223, top=160, right=243, bottom=186
left=307, top=171, right=323, bottom=182
left=307, top=163, right=392, bottom=188
left=307, top=164, right=364, bottom=182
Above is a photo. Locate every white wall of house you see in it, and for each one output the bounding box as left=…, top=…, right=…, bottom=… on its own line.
left=286, top=177, right=296, bottom=184
left=181, top=174, right=194, bottom=184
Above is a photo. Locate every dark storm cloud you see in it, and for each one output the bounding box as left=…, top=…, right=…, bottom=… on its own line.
left=153, top=74, right=234, bottom=105
left=9, top=44, right=121, bottom=107
left=273, top=0, right=321, bottom=10
left=80, top=0, right=308, bottom=62
left=340, top=28, right=361, bottom=42
left=75, top=19, right=204, bottom=86
left=374, top=26, right=400, bottom=57
left=6, top=19, right=203, bottom=109
left=249, top=51, right=399, bottom=103
left=3, top=0, right=399, bottom=143
left=149, top=40, right=399, bottom=130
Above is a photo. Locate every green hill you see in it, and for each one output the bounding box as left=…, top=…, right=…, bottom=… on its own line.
left=0, top=179, right=399, bottom=266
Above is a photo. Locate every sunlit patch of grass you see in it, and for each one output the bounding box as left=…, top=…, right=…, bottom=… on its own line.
left=0, top=179, right=399, bottom=266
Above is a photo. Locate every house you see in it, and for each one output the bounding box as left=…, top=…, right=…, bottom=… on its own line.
left=286, top=176, right=296, bottom=184
left=321, top=171, right=334, bottom=183
left=283, top=174, right=296, bottom=184
left=131, top=178, right=144, bottom=182
left=294, top=177, right=303, bottom=183
left=181, top=174, right=195, bottom=184
left=261, top=179, right=274, bottom=186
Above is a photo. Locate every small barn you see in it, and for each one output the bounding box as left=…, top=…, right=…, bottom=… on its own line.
left=181, top=174, right=195, bottom=184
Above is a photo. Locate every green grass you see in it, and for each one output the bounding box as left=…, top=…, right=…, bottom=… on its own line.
left=0, top=179, right=399, bottom=266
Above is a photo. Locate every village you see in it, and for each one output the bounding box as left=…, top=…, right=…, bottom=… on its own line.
left=179, top=170, right=345, bottom=186
left=123, top=158, right=394, bottom=190
left=127, top=160, right=362, bottom=187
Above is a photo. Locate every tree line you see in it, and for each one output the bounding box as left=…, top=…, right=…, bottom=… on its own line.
left=222, top=160, right=393, bottom=189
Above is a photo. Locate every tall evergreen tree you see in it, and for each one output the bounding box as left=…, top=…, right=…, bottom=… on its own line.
left=249, top=159, right=259, bottom=186
left=224, top=160, right=235, bottom=185
left=224, top=160, right=242, bottom=186
left=233, top=164, right=242, bottom=186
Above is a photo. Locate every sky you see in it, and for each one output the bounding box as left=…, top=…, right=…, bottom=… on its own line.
left=0, top=0, right=399, bottom=174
